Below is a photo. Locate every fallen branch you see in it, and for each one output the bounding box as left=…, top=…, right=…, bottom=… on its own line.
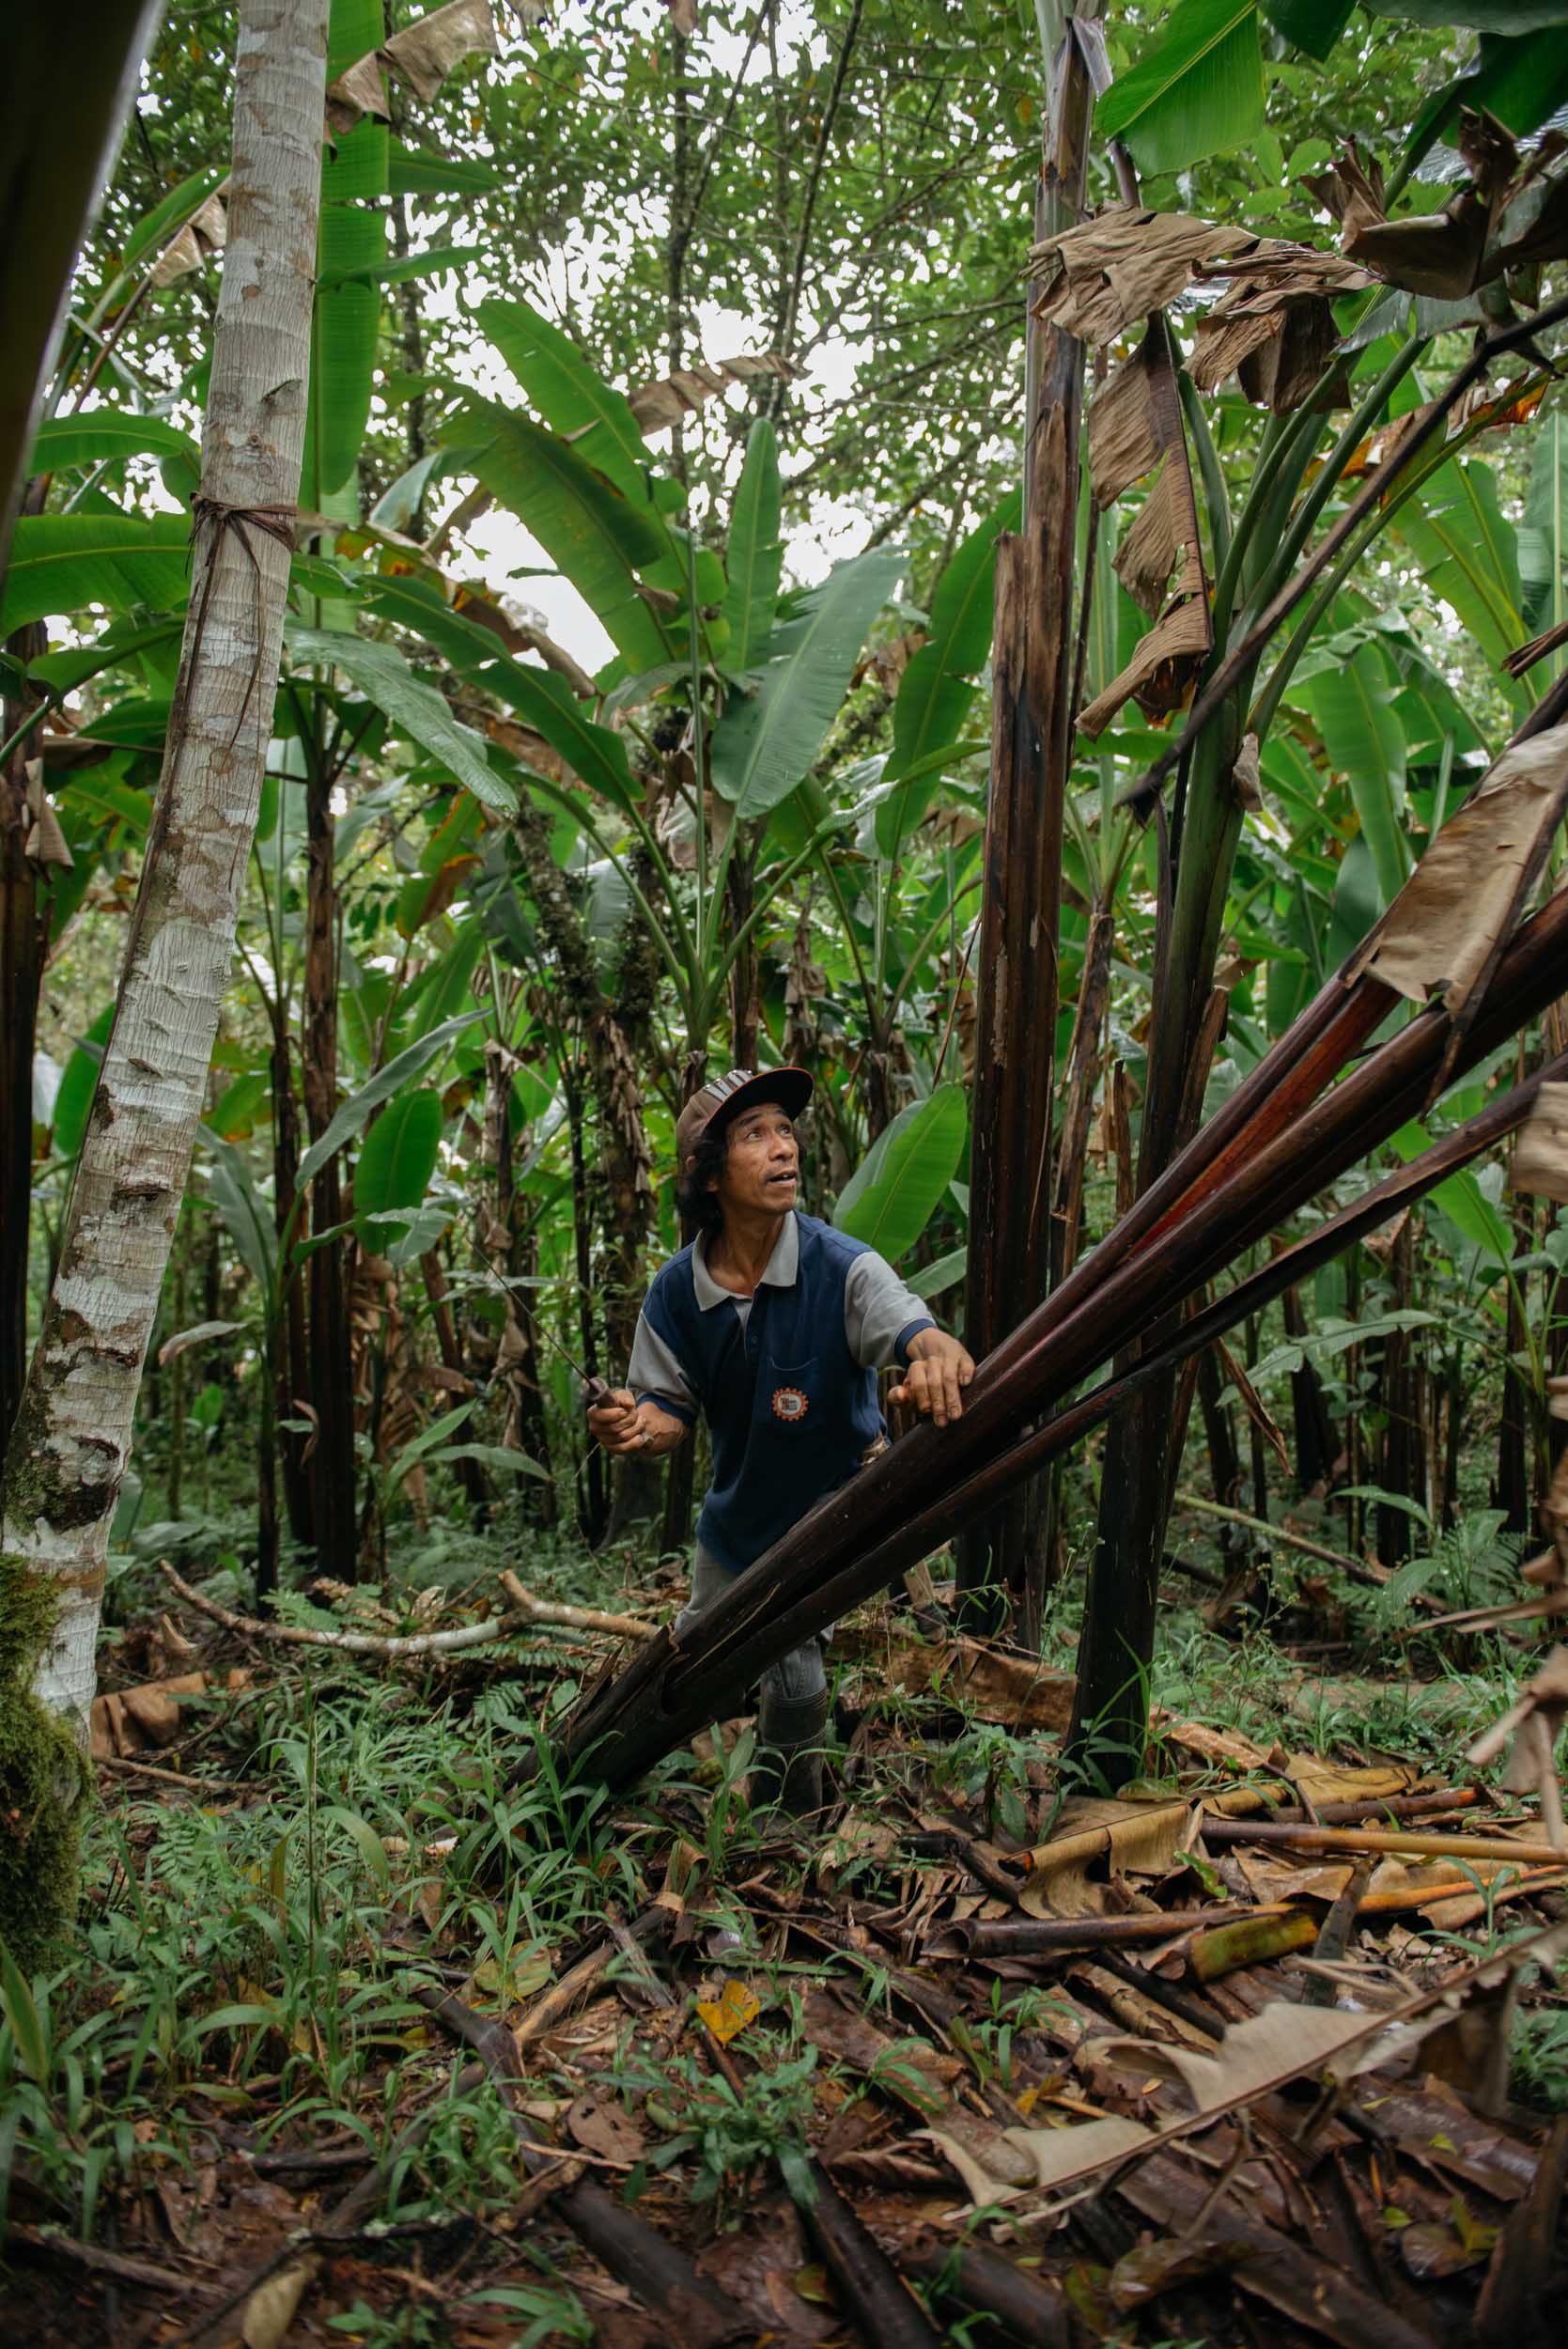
left=926, top=1906, right=1273, bottom=1958
left=160, top=1560, right=651, bottom=1658
left=1172, top=1489, right=1443, bottom=1608
left=1201, top=1820, right=1568, bottom=1866
left=498, top=1568, right=658, bottom=1642
left=97, top=1753, right=242, bottom=1794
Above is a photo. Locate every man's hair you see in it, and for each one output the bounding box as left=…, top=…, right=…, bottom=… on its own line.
left=675, top=1121, right=729, bottom=1238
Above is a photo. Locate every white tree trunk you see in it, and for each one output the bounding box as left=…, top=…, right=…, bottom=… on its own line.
left=0, top=0, right=329, bottom=1735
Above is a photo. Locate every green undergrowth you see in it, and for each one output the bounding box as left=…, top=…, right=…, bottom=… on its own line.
left=0, top=1554, right=91, bottom=1972
left=0, top=1499, right=1561, bottom=2294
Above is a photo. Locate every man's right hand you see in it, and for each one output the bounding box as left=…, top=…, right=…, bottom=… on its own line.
left=586, top=1389, right=689, bottom=1456
left=586, top=1387, right=644, bottom=1452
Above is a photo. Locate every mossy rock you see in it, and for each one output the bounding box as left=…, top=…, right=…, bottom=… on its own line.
left=0, top=1555, right=91, bottom=1971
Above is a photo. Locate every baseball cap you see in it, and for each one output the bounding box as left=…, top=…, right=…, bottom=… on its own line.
left=675, top=1066, right=814, bottom=1168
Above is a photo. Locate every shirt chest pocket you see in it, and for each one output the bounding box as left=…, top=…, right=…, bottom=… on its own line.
left=754, top=1356, right=820, bottom=1431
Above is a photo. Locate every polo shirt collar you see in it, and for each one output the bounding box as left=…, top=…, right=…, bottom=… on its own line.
left=691, top=1213, right=800, bottom=1310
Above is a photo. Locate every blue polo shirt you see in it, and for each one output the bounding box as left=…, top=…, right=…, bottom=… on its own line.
left=627, top=1211, right=934, bottom=1571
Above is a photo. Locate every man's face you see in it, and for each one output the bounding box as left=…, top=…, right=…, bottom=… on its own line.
left=710, top=1100, right=799, bottom=1219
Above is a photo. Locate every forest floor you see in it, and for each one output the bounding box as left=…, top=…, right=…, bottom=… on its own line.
left=3, top=1500, right=1566, bottom=2349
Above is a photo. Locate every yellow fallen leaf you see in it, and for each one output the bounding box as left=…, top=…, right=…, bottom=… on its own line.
left=696, top=1977, right=761, bottom=2045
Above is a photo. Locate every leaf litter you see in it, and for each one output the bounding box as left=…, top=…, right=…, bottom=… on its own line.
left=6, top=1547, right=1568, bottom=2349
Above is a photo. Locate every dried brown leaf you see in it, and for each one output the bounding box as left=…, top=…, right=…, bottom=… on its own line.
left=1511, top=1081, right=1568, bottom=1203
left=241, top=2255, right=319, bottom=2349
left=1018, top=1797, right=1192, bottom=1920
left=1113, top=459, right=1188, bottom=614
left=925, top=2113, right=1152, bottom=2209
left=325, top=50, right=387, bottom=134
left=565, top=2093, right=645, bottom=2163
left=382, top=0, right=499, bottom=103
left=149, top=192, right=227, bottom=288
left=1088, top=334, right=1177, bottom=507
left=625, top=350, right=797, bottom=434
left=1031, top=206, right=1253, bottom=342
left=1349, top=721, right=1568, bottom=1019
left=1002, top=1920, right=1568, bottom=2209
left=1102, top=2000, right=1409, bottom=2115
left=1079, top=550, right=1210, bottom=739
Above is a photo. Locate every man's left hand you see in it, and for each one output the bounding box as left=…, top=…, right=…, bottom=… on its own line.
left=889, top=1330, right=975, bottom=1427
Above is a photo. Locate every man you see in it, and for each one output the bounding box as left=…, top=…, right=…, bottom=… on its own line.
left=588, top=1066, right=974, bottom=1813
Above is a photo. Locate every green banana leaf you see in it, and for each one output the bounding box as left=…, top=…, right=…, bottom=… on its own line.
left=710, top=546, right=905, bottom=818
left=834, top=1083, right=968, bottom=1265
left=200, top=1130, right=278, bottom=1291
left=29, top=412, right=201, bottom=475
left=51, top=1004, right=114, bottom=1162
left=719, top=419, right=784, bottom=673
left=329, top=0, right=381, bottom=78
left=304, top=204, right=386, bottom=501
left=1305, top=642, right=1409, bottom=906
left=1097, top=0, right=1265, bottom=177
left=459, top=403, right=677, bottom=674
left=479, top=296, right=674, bottom=512
left=297, top=1010, right=484, bottom=1193
left=877, top=490, right=1018, bottom=857
left=1520, top=408, right=1568, bottom=636
left=1391, top=459, right=1528, bottom=695
left=359, top=574, right=638, bottom=812
left=354, top=1090, right=443, bottom=1225
left=119, top=164, right=226, bottom=275
left=285, top=625, right=515, bottom=815
left=0, top=513, right=189, bottom=636
left=390, top=145, right=499, bottom=197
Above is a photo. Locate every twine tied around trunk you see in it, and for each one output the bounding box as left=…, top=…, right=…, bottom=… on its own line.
left=171, top=494, right=299, bottom=761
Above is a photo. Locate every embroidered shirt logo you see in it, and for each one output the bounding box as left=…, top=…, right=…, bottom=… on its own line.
left=771, top=1385, right=810, bottom=1423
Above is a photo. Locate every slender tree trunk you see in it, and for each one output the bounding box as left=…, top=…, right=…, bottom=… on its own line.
left=1196, top=1343, right=1241, bottom=1505
left=1496, top=1191, right=1533, bottom=1537
left=302, top=761, right=357, bottom=1574
left=270, top=1018, right=313, bottom=1542
left=482, top=1035, right=554, bottom=1524
left=1376, top=1219, right=1422, bottom=1564
left=565, top=1069, right=607, bottom=1546
left=956, top=5, right=1097, bottom=1641
left=0, top=621, right=46, bottom=1450
left=660, top=1048, right=708, bottom=1555
left=1281, top=1283, right=1334, bottom=1491
left=0, top=0, right=328, bottom=1742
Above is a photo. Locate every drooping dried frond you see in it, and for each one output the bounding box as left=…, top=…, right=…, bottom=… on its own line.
left=1349, top=721, right=1568, bottom=1020
left=382, top=0, right=499, bottom=103
left=625, top=352, right=799, bottom=435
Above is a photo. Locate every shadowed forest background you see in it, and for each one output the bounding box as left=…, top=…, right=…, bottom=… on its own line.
left=5, top=2, right=1568, bottom=2343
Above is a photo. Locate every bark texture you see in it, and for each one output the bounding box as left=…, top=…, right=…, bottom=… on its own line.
left=0, top=0, right=329, bottom=1731
left=0, top=623, right=47, bottom=1450
left=956, top=3, right=1097, bottom=1637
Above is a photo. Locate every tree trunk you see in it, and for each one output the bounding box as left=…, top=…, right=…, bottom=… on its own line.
left=1196, top=1343, right=1241, bottom=1506
left=482, top=1035, right=554, bottom=1524
left=270, top=1016, right=313, bottom=1543
left=0, top=621, right=46, bottom=1451
left=955, top=5, right=1096, bottom=1644
left=0, top=0, right=328, bottom=1749
left=1281, top=1283, right=1334, bottom=1492
left=302, top=759, right=357, bottom=1574
left=1496, top=1191, right=1533, bottom=1538
left=1376, top=1218, right=1423, bottom=1565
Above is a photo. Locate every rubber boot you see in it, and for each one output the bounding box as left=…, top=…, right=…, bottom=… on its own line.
left=749, top=1685, right=831, bottom=1818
